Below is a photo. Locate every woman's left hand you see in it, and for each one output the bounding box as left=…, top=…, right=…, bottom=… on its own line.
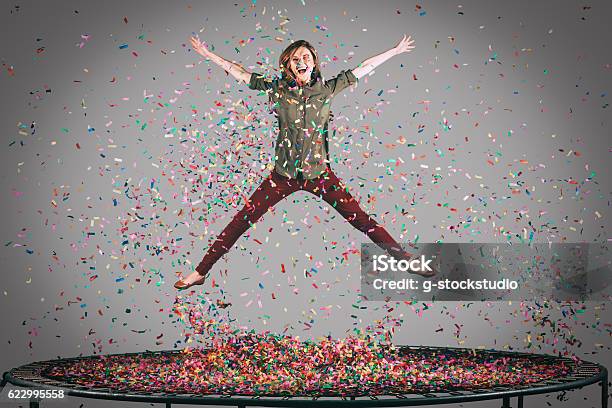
left=394, top=34, right=415, bottom=55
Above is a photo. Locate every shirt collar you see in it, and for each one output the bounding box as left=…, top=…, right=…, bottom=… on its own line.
left=283, top=74, right=318, bottom=89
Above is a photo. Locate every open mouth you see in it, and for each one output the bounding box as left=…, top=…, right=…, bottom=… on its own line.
left=297, top=68, right=308, bottom=75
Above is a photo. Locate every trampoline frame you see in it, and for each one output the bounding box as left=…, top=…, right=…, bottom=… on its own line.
left=1, top=346, right=608, bottom=408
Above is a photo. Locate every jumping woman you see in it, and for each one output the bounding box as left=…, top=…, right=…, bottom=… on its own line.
left=175, top=34, right=434, bottom=290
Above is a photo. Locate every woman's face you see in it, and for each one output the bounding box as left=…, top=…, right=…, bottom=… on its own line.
left=289, top=46, right=314, bottom=85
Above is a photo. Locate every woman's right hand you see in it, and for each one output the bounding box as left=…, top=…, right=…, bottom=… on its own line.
left=190, top=36, right=210, bottom=58
left=393, top=34, right=415, bottom=55
left=189, top=35, right=251, bottom=84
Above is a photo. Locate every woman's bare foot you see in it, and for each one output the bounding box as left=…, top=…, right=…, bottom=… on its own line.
left=174, top=271, right=207, bottom=290
left=395, top=250, right=437, bottom=278
left=415, top=265, right=437, bottom=278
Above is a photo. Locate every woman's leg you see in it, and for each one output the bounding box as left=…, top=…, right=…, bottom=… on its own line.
left=193, top=171, right=300, bottom=276
left=303, top=169, right=408, bottom=259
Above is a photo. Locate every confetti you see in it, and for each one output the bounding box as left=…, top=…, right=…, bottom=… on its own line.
left=46, top=326, right=572, bottom=396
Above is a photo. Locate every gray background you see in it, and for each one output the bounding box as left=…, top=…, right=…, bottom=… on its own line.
left=1, top=0, right=610, bottom=407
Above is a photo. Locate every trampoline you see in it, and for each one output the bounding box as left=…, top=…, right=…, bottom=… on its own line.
left=2, top=346, right=608, bottom=408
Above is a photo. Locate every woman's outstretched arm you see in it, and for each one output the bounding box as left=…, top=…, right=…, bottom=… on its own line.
left=190, top=36, right=251, bottom=84
left=352, top=34, right=415, bottom=80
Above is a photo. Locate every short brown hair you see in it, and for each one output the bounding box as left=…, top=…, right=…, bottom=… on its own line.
left=279, top=40, right=321, bottom=83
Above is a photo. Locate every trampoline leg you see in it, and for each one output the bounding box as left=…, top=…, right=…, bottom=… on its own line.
left=603, top=374, right=609, bottom=408
left=517, top=395, right=524, bottom=408
left=29, top=399, right=40, bottom=408
left=166, top=403, right=171, bottom=408
left=502, top=396, right=511, bottom=408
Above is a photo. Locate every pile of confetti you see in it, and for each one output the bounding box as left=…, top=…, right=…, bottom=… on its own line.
left=45, top=329, right=572, bottom=396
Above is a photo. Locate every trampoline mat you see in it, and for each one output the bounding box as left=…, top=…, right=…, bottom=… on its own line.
left=41, top=340, right=575, bottom=397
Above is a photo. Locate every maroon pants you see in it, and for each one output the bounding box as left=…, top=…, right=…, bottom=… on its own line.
left=195, top=167, right=406, bottom=275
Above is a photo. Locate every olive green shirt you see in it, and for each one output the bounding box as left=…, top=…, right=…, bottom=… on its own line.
left=248, top=69, right=358, bottom=180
